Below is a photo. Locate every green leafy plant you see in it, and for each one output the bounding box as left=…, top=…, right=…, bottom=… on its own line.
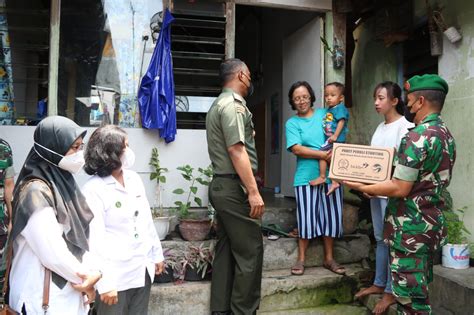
left=149, top=148, right=168, bottom=217
left=441, top=189, right=470, bottom=244
left=172, top=164, right=213, bottom=219
left=177, top=243, right=214, bottom=280
left=445, top=206, right=470, bottom=244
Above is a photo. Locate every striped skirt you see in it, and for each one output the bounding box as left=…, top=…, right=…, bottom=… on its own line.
left=294, top=184, right=344, bottom=239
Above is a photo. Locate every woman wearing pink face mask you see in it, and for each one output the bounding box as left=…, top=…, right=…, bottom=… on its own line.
left=82, top=125, right=164, bottom=315
left=354, top=82, right=414, bottom=314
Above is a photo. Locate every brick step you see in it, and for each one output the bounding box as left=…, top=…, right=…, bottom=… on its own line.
left=148, top=264, right=365, bottom=315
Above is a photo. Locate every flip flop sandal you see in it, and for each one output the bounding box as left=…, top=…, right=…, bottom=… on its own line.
left=323, top=260, right=346, bottom=275
left=291, top=261, right=305, bottom=275
left=287, top=228, right=299, bottom=238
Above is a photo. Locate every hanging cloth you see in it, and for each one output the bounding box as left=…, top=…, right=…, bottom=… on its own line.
left=138, top=9, right=176, bottom=143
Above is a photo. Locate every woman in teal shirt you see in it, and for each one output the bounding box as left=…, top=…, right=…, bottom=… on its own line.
left=285, top=81, right=345, bottom=276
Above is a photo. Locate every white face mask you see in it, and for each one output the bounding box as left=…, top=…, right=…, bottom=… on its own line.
left=34, top=142, right=85, bottom=174
left=58, top=150, right=85, bottom=174
left=120, top=147, right=135, bottom=169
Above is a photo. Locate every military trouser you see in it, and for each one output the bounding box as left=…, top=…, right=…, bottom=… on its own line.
left=209, top=177, right=263, bottom=315
left=390, top=248, right=435, bottom=315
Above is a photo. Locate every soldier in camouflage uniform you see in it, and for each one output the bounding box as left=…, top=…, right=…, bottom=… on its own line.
left=0, top=138, right=14, bottom=284
left=344, top=74, right=455, bottom=314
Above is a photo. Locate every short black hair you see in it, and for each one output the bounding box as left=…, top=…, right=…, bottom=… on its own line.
left=373, top=81, right=405, bottom=115
left=288, top=81, right=316, bottom=110
left=84, top=125, right=127, bottom=177
left=325, top=82, right=345, bottom=95
left=412, top=90, right=447, bottom=111
left=219, top=58, right=246, bottom=84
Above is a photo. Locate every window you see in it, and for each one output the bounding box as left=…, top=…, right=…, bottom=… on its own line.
left=0, top=0, right=50, bottom=125
left=0, top=0, right=229, bottom=128
left=57, top=0, right=161, bottom=127
left=170, top=1, right=226, bottom=129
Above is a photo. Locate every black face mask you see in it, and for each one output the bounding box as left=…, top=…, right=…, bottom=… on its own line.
left=404, top=99, right=419, bottom=123
left=404, top=105, right=416, bottom=123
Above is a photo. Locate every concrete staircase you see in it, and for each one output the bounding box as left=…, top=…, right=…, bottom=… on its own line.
left=360, top=265, right=474, bottom=315
left=148, top=235, right=371, bottom=314
left=148, top=196, right=370, bottom=314
left=430, top=265, right=474, bottom=315
left=149, top=263, right=370, bottom=315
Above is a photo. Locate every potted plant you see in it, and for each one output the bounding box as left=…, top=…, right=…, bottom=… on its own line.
left=149, top=147, right=172, bottom=240
left=469, top=243, right=474, bottom=267
left=177, top=243, right=214, bottom=281
left=173, top=164, right=213, bottom=241
left=442, top=206, right=471, bottom=269
left=154, top=248, right=180, bottom=284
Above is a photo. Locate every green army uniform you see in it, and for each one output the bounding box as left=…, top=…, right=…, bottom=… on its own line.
left=206, top=88, right=263, bottom=315
left=384, top=76, right=456, bottom=315
left=0, top=139, right=14, bottom=272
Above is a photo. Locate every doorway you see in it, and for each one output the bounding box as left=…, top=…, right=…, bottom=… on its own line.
left=234, top=6, right=322, bottom=196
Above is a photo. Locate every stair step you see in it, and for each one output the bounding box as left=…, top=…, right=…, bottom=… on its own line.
left=430, top=265, right=474, bottom=314
left=361, top=265, right=474, bottom=315
left=148, top=264, right=365, bottom=315
left=161, top=234, right=370, bottom=271
left=259, top=265, right=362, bottom=312
left=360, top=294, right=397, bottom=315
left=258, top=304, right=369, bottom=315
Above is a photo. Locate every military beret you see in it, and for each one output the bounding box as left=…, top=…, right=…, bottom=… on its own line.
left=404, top=74, right=449, bottom=94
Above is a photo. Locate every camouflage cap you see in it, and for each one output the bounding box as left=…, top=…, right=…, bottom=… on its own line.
left=404, top=74, right=449, bottom=95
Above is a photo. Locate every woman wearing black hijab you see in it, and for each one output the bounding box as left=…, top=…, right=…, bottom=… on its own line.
left=9, top=116, right=101, bottom=314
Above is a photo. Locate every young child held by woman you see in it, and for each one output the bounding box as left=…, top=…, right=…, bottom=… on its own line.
left=310, top=82, right=349, bottom=194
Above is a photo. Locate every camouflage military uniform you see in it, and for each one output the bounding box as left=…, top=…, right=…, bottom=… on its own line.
left=0, top=139, right=14, bottom=262
left=384, top=113, right=456, bottom=314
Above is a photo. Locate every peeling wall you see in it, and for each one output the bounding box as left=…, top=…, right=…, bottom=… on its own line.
left=349, top=19, right=398, bottom=146
left=437, top=0, right=474, bottom=242
left=349, top=0, right=474, bottom=242
left=324, top=12, right=345, bottom=86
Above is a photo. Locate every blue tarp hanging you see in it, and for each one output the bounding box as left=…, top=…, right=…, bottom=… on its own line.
left=138, top=9, right=176, bottom=143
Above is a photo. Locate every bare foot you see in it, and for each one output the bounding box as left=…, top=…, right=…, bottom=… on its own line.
left=354, top=285, right=385, bottom=299
left=309, top=176, right=326, bottom=186
left=373, top=293, right=396, bottom=314
left=326, top=181, right=340, bottom=195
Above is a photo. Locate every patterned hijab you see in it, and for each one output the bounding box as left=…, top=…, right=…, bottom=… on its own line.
left=11, top=116, right=94, bottom=288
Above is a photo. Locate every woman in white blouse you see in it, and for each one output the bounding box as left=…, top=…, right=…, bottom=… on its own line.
left=10, top=116, right=101, bottom=314
left=82, top=125, right=164, bottom=315
left=355, top=82, right=414, bottom=314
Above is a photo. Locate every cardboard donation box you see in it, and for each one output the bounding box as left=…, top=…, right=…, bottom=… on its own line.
left=329, top=143, right=395, bottom=184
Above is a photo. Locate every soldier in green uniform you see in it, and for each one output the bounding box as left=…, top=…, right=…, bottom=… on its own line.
left=344, top=74, right=455, bottom=315
left=206, top=58, right=265, bottom=315
left=0, top=138, right=14, bottom=284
